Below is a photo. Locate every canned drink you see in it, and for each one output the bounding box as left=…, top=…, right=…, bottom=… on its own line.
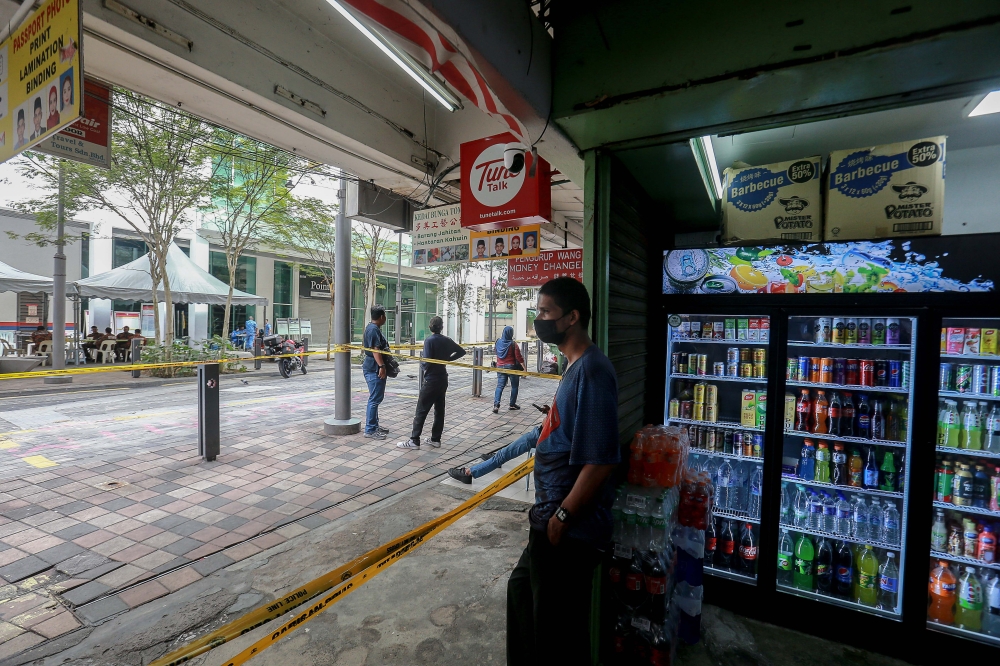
left=680, top=400, right=694, bottom=419
left=973, top=365, right=989, bottom=394
left=809, top=357, right=821, bottom=383
left=815, top=318, right=832, bottom=344
left=858, top=318, right=872, bottom=345
left=886, top=318, right=902, bottom=345
left=743, top=432, right=754, bottom=457
left=797, top=357, right=810, bottom=381
left=956, top=365, right=973, bottom=393
left=784, top=393, right=796, bottom=430
left=787, top=357, right=799, bottom=381
left=888, top=360, right=902, bottom=388
left=872, top=319, right=887, bottom=345
left=939, top=363, right=954, bottom=391
left=845, top=359, right=860, bottom=385
left=693, top=402, right=705, bottom=422
left=697, top=354, right=708, bottom=376
left=705, top=384, right=719, bottom=406
left=669, top=398, right=680, bottom=418
left=688, top=424, right=699, bottom=446
left=902, top=361, right=911, bottom=389
left=693, top=382, right=706, bottom=404
left=833, top=358, right=847, bottom=385
left=845, top=318, right=858, bottom=345
left=678, top=352, right=688, bottom=375
left=697, top=426, right=707, bottom=450
left=732, top=431, right=743, bottom=455
left=705, top=403, right=718, bottom=423
left=671, top=352, right=681, bottom=374
left=752, top=433, right=764, bottom=458
left=727, top=361, right=739, bottom=377
left=832, top=317, right=846, bottom=344
left=727, top=347, right=741, bottom=365
left=753, top=348, right=766, bottom=365
left=752, top=361, right=766, bottom=378
left=740, top=348, right=751, bottom=363
left=705, top=427, right=717, bottom=451
left=723, top=429, right=735, bottom=454
left=875, top=360, right=888, bottom=386
left=990, top=366, right=1000, bottom=397
left=740, top=362, right=753, bottom=378
left=713, top=362, right=726, bottom=377
left=820, top=357, right=834, bottom=384
left=860, top=359, right=875, bottom=386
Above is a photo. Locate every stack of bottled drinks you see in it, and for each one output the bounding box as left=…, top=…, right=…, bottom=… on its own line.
left=608, top=425, right=689, bottom=664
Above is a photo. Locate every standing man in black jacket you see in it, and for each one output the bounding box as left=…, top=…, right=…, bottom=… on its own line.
left=397, top=316, right=466, bottom=450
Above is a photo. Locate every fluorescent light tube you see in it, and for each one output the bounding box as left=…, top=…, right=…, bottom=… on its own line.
left=700, top=136, right=723, bottom=200
left=325, top=0, right=460, bottom=111
left=969, top=91, right=1000, bottom=117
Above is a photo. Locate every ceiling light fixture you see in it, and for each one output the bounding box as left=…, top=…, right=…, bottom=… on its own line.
left=969, top=91, right=1000, bottom=117
left=324, top=0, right=460, bottom=112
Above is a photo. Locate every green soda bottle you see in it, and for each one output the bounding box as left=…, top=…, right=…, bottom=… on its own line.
left=945, top=400, right=960, bottom=448
left=793, top=533, right=815, bottom=591
left=956, top=566, right=983, bottom=631
left=856, top=545, right=878, bottom=606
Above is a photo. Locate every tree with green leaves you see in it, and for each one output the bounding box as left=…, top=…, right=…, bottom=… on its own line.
left=13, top=88, right=228, bottom=348
left=351, top=222, right=393, bottom=318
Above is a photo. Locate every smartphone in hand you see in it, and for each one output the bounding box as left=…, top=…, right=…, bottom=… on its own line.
left=532, top=403, right=549, bottom=414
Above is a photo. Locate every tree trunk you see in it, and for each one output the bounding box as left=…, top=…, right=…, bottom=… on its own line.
left=222, top=259, right=237, bottom=340
left=149, top=255, right=162, bottom=345
left=161, top=250, right=175, bottom=351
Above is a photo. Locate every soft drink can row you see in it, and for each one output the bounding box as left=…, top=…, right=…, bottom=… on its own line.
left=713, top=362, right=725, bottom=377
left=727, top=361, right=739, bottom=377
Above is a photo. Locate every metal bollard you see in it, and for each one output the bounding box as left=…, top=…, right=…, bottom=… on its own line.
left=131, top=338, right=142, bottom=379
left=472, top=347, right=483, bottom=397
left=520, top=342, right=528, bottom=377
left=253, top=336, right=262, bottom=370
left=198, top=363, right=220, bottom=462
left=410, top=335, right=416, bottom=357
left=536, top=339, right=543, bottom=374
left=302, top=339, right=308, bottom=368
left=417, top=351, right=424, bottom=391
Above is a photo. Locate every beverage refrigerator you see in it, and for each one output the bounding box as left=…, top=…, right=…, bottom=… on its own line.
left=657, top=236, right=1000, bottom=660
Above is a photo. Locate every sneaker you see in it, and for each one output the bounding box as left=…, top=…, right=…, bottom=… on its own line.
left=509, top=404, right=521, bottom=411
left=448, top=467, right=472, bottom=485
left=376, top=426, right=389, bottom=434
left=396, top=439, right=420, bottom=449
left=492, top=404, right=500, bottom=414
left=428, top=440, right=441, bottom=448
left=365, top=431, right=387, bottom=440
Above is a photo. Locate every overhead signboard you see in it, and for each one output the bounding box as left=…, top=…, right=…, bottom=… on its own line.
left=412, top=203, right=469, bottom=265
left=508, top=249, right=584, bottom=287
left=469, top=224, right=541, bottom=262
left=460, top=132, right=551, bottom=231
left=35, top=77, right=111, bottom=167
left=298, top=272, right=331, bottom=299
left=0, top=0, right=83, bottom=165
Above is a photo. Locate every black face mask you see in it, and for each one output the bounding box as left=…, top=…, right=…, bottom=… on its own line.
left=535, top=314, right=569, bottom=345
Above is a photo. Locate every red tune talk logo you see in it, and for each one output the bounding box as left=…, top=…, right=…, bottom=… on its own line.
left=470, top=142, right=525, bottom=208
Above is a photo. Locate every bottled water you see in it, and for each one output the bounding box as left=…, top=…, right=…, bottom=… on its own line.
left=883, top=501, right=901, bottom=546
left=748, top=466, right=763, bottom=519
left=853, top=498, right=869, bottom=540
left=869, top=498, right=883, bottom=543
left=834, top=493, right=852, bottom=536
left=780, top=484, right=792, bottom=525
left=715, top=460, right=733, bottom=509
left=794, top=486, right=809, bottom=527
left=704, top=456, right=720, bottom=482
left=636, top=501, right=652, bottom=550
left=822, top=492, right=837, bottom=533
left=808, top=492, right=824, bottom=530
left=730, top=462, right=747, bottom=512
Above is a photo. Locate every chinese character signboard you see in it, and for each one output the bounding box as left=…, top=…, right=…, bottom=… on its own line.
left=460, top=132, right=551, bottom=231
left=0, top=0, right=82, bottom=165
left=469, top=224, right=541, bottom=262
left=35, top=77, right=110, bottom=167
left=508, top=249, right=583, bottom=287
left=412, top=204, right=469, bottom=265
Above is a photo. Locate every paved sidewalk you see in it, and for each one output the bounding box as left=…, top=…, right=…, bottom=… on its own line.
left=0, top=364, right=553, bottom=658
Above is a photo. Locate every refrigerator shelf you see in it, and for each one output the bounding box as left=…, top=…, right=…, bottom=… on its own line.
left=670, top=373, right=767, bottom=384
left=939, top=391, right=1000, bottom=402
left=711, top=508, right=761, bottom=524
left=704, top=567, right=758, bottom=584
left=926, top=622, right=1000, bottom=647
left=932, top=501, right=1000, bottom=519
left=667, top=417, right=764, bottom=431
left=779, top=522, right=901, bottom=551
left=776, top=584, right=900, bottom=620
left=786, top=380, right=909, bottom=394
left=788, top=341, right=911, bottom=352
left=669, top=337, right=767, bottom=346
left=690, top=446, right=763, bottom=463
left=936, top=446, right=1000, bottom=460
left=780, top=476, right=904, bottom=499
left=928, top=550, right=1000, bottom=572
left=941, top=353, right=1000, bottom=362
left=784, top=429, right=907, bottom=448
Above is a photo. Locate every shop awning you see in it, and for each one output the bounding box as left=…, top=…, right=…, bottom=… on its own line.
left=0, top=259, right=63, bottom=294
left=74, top=243, right=268, bottom=306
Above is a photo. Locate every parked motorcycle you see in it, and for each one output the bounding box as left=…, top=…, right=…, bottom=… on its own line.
left=261, top=334, right=307, bottom=378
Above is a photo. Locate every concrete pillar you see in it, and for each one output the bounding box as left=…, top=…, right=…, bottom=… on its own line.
left=325, top=181, right=361, bottom=435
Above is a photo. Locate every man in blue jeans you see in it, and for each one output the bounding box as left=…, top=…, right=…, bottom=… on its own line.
left=447, top=424, right=541, bottom=484
left=362, top=305, right=389, bottom=440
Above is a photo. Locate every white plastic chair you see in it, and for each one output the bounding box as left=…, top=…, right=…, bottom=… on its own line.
left=37, top=341, right=53, bottom=366
left=98, top=339, right=117, bottom=364
left=0, top=339, right=20, bottom=357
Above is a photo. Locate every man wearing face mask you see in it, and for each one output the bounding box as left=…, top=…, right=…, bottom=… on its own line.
left=505, top=277, right=620, bottom=664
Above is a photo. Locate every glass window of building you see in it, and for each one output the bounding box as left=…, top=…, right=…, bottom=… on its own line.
left=273, top=261, right=293, bottom=319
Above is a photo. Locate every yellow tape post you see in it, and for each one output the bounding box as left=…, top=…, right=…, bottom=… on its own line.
left=149, top=456, right=534, bottom=666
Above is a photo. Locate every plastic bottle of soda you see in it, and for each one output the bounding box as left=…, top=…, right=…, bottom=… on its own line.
left=795, top=389, right=812, bottom=432
left=877, top=552, right=899, bottom=613
left=828, top=392, right=842, bottom=436
left=856, top=394, right=872, bottom=439
left=856, top=545, right=878, bottom=607
left=879, top=451, right=897, bottom=492
left=835, top=540, right=853, bottom=598
left=931, top=509, right=948, bottom=552
left=871, top=399, right=886, bottom=440
left=928, top=560, right=957, bottom=625
left=973, top=464, right=991, bottom=509
left=816, top=537, right=834, bottom=595
left=625, top=544, right=646, bottom=607
left=985, top=404, right=1000, bottom=453
left=957, top=567, right=984, bottom=632
left=717, top=520, right=735, bottom=571
left=832, top=444, right=847, bottom=486
left=944, top=400, right=960, bottom=448
left=983, top=573, right=1000, bottom=637
left=937, top=459, right=955, bottom=502
left=777, top=528, right=794, bottom=585
left=644, top=549, right=668, bottom=623
left=799, top=440, right=816, bottom=481
left=841, top=392, right=855, bottom=437
left=980, top=525, right=997, bottom=564
left=886, top=398, right=901, bottom=441
left=642, top=435, right=664, bottom=488
left=961, top=401, right=982, bottom=450
left=814, top=442, right=831, bottom=483
left=739, top=523, right=758, bottom=576
left=704, top=517, right=717, bottom=568
left=864, top=447, right=880, bottom=489
left=813, top=391, right=830, bottom=434
left=793, top=533, right=815, bottom=591
left=848, top=449, right=864, bottom=487
left=628, top=432, right=645, bottom=485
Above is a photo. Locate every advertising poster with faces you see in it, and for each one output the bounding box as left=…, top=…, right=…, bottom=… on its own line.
left=411, top=204, right=470, bottom=266
left=0, top=0, right=81, bottom=163
left=468, top=224, right=541, bottom=262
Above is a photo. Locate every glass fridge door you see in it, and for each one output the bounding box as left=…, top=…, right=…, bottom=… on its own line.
left=928, top=319, right=1000, bottom=645
left=776, top=315, right=915, bottom=619
left=665, top=314, right=770, bottom=584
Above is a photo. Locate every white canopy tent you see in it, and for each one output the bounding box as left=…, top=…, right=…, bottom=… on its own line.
left=74, top=243, right=268, bottom=306
left=0, top=259, right=64, bottom=294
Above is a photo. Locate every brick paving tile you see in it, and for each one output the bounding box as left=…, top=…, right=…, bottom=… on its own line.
left=1, top=528, right=48, bottom=548
left=0, top=631, right=45, bottom=660
left=109, top=543, right=156, bottom=564
left=0, top=619, right=24, bottom=641
left=248, top=532, right=285, bottom=550
left=0, top=549, right=28, bottom=567
left=89, top=536, right=136, bottom=558
left=11, top=603, right=61, bottom=630
left=104, top=518, right=146, bottom=535
left=130, top=550, right=177, bottom=571
left=61, top=580, right=110, bottom=606
left=221, top=542, right=261, bottom=561
left=121, top=524, right=164, bottom=542
left=94, top=564, right=145, bottom=589
left=0, top=556, right=51, bottom=584
left=75, top=596, right=128, bottom=624
left=72, top=530, right=116, bottom=549
left=207, top=533, right=244, bottom=549
left=118, top=580, right=169, bottom=608
left=141, top=532, right=183, bottom=549
left=157, top=567, right=202, bottom=592
left=0, top=593, right=48, bottom=622
left=184, top=543, right=222, bottom=560
left=32, top=610, right=81, bottom=639
left=35, top=542, right=86, bottom=565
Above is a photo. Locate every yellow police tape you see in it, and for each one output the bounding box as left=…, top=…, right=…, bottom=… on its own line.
left=149, top=455, right=535, bottom=666
left=343, top=344, right=561, bottom=380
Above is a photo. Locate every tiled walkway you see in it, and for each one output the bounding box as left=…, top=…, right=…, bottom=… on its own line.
left=0, top=363, right=553, bottom=656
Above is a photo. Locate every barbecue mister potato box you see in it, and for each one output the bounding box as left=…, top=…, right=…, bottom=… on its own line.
left=824, top=136, right=946, bottom=242
left=721, top=156, right=823, bottom=244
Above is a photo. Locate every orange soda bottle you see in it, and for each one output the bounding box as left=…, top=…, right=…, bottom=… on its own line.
left=928, top=560, right=957, bottom=625
left=628, top=431, right=646, bottom=485
left=642, top=432, right=663, bottom=488
left=660, top=430, right=682, bottom=488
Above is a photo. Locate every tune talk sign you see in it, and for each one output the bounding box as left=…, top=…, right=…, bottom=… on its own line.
left=460, top=132, right=551, bottom=231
